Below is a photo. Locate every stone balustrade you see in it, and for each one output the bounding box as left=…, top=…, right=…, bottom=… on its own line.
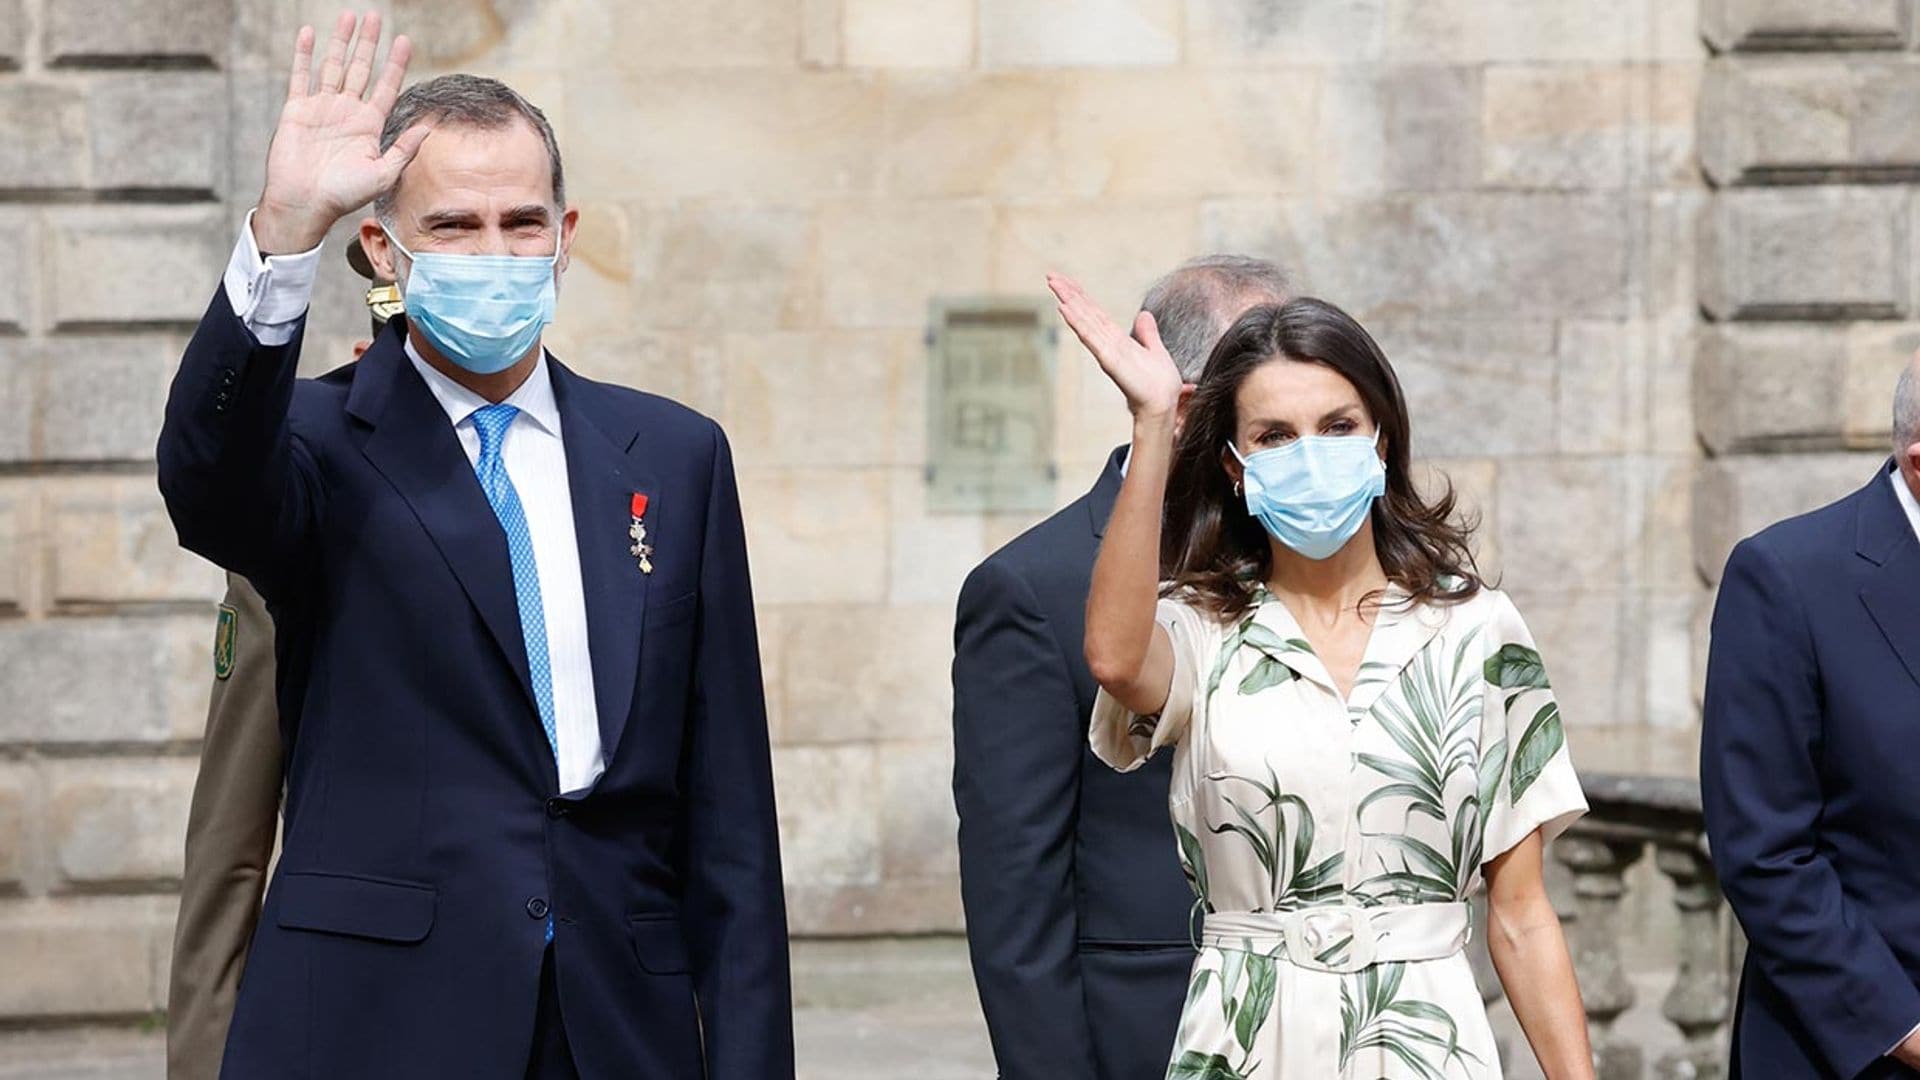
left=1477, top=772, right=1739, bottom=1080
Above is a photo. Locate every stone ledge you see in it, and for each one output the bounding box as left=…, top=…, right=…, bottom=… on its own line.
left=1702, top=0, right=1912, bottom=54
left=1704, top=58, right=1920, bottom=187
left=1696, top=322, right=1917, bottom=454
left=1698, top=187, right=1910, bottom=321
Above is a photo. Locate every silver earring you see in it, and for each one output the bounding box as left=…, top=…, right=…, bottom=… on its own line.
left=1233, top=480, right=1243, bottom=497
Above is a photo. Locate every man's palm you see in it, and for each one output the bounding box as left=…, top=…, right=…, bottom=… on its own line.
left=254, top=11, right=427, bottom=254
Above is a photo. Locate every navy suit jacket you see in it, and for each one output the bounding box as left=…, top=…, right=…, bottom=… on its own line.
left=157, top=290, right=793, bottom=1078
left=951, top=448, right=1196, bottom=1080
left=1702, top=465, right=1920, bottom=1080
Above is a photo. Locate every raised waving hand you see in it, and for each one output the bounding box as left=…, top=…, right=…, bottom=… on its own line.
left=253, top=11, right=429, bottom=255
left=1047, top=272, right=1189, bottom=420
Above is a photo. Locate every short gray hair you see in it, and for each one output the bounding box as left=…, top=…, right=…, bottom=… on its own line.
left=1897, top=358, right=1920, bottom=451
left=374, top=74, right=564, bottom=222
left=1141, top=255, right=1293, bottom=381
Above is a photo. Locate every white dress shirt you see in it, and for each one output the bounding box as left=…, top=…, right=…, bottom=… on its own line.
left=1893, top=467, right=1920, bottom=543
left=221, top=214, right=607, bottom=793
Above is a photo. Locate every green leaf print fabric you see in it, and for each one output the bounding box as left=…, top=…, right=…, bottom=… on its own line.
left=1089, top=586, right=1587, bottom=1079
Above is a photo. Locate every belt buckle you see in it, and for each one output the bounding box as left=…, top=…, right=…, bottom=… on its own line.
left=1286, top=906, right=1376, bottom=975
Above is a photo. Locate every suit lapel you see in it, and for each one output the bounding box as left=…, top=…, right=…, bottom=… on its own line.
left=1855, top=465, right=1920, bottom=693
left=551, top=361, right=651, bottom=767
left=1086, top=445, right=1128, bottom=538
left=347, top=329, right=537, bottom=712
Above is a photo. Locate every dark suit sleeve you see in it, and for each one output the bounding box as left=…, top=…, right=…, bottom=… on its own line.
left=952, top=559, right=1099, bottom=1080
left=157, top=287, right=321, bottom=602
left=680, top=422, right=795, bottom=1078
left=1701, top=537, right=1920, bottom=1076
left=167, top=573, right=284, bottom=1080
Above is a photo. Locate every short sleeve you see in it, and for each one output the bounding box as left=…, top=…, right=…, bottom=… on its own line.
left=1089, top=596, right=1210, bottom=773
left=1479, top=591, right=1587, bottom=862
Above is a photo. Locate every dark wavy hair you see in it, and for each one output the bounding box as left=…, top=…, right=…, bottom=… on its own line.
left=1161, top=297, right=1483, bottom=619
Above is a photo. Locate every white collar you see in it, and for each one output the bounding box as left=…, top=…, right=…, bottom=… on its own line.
left=1892, top=466, right=1920, bottom=543
left=403, top=333, right=560, bottom=437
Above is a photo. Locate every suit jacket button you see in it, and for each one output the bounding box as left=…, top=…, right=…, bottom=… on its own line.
left=545, top=798, right=568, bottom=819
left=526, top=897, right=549, bottom=919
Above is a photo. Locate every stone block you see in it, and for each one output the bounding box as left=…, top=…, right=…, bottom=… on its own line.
left=560, top=332, right=727, bottom=421
left=567, top=72, right=885, bottom=201
left=723, top=331, right=908, bottom=469
left=1312, top=66, right=1481, bottom=194
left=0, top=340, right=32, bottom=463
left=48, top=206, right=226, bottom=329
left=45, top=0, right=231, bottom=67
left=779, top=602, right=953, bottom=745
left=48, top=476, right=223, bottom=605
left=802, top=0, right=842, bottom=67
left=991, top=201, right=1199, bottom=317
left=978, top=0, right=1180, bottom=68
left=0, top=479, right=37, bottom=613
left=0, top=897, right=170, bottom=1017
left=0, top=0, right=19, bottom=68
left=599, top=1, right=803, bottom=70
left=1184, top=0, right=1388, bottom=63
left=772, top=744, right=880, bottom=890
left=1495, top=459, right=1629, bottom=589
left=1703, top=60, right=1920, bottom=186
left=1367, top=318, right=1558, bottom=458
left=1053, top=69, right=1318, bottom=198
left=844, top=0, right=974, bottom=68
left=86, top=73, right=228, bottom=195
left=1693, top=452, right=1885, bottom=583
left=46, top=758, right=194, bottom=886
left=0, top=82, right=89, bottom=191
left=0, top=214, right=28, bottom=333
left=1414, top=457, right=1500, bottom=573
left=1202, top=193, right=1631, bottom=320
left=0, top=615, right=210, bottom=744
left=1701, top=0, right=1910, bottom=52
left=879, top=740, right=960, bottom=882
left=784, top=878, right=963, bottom=935
left=735, top=468, right=890, bottom=605
left=1699, top=188, right=1907, bottom=321
left=1694, top=325, right=1848, bottom=453
left=0, top=762, right=32, bottom=890
left=886, top=470, right=988, bottom=607
left=1482, top=65, right=1630, bottom=189
left=1640, top=589, right=1703, bottom=733
left=1386, top=0, right=1644, bottom=63
left=1555, top=320, right=1633, bottom=455
left=879, top=74, right=1060, bottom=198
left=1844, top=323, right=1920, bottom=449
left=34, top=335, right=177, bottom=462
left=627, top=204, right=816, bottom=332
left=817, top=201, right=992, bottom=329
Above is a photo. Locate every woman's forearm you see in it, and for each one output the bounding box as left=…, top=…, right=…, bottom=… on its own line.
left=1084, top=409, right=1176, bottom=712
left=1489, top=892, right=1595, bottom=1080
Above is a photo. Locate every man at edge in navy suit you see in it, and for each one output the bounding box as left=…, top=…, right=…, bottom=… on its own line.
left=156, top=11, right=791, bottom=1077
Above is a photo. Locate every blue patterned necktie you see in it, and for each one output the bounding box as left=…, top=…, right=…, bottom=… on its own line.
left=470, top=404, right=558, bottom=941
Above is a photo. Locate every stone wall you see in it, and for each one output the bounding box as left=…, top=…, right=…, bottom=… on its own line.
left=0, top=0, right=1875, bottom=1027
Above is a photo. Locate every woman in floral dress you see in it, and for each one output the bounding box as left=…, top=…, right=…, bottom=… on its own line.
left=1049, top=274, right=1594, bottom=1080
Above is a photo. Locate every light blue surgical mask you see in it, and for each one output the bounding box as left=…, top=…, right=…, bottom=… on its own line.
left=384, top=227, right=559, bottom=375
left=1229, top=433, right=1387, bottom=560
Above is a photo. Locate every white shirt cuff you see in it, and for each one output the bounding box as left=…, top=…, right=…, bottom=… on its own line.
left=220, top=208, right=323, bottom=347
left=1888, top=1019, right=1920, bottom=1058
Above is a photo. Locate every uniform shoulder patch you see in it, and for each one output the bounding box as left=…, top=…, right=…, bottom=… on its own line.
left=213, top=603, right=238, bottom=681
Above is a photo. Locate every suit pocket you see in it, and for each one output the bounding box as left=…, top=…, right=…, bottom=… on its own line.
left=628, top=913, right=692, bottom=974
left=275, top=871, right=437, bottom=943
left=645, top=590, right=697, bottom=631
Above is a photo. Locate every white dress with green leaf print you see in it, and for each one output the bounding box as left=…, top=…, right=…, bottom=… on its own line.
left=1091, top=584, right=1586, bottom=1080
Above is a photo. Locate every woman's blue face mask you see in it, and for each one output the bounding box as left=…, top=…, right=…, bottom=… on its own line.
left=384, top=226, right=560, bottom=375
left=1228, top=432, right=1387, bottom=561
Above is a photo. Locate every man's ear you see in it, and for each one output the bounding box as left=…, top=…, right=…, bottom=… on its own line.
left=1904, top=439, right=1920, bottom=477
left=359, top=216, right=398, bottom=282
left=557, top=203, right=581, bottom=273
left=1171, top=382, right=1198, bottom=438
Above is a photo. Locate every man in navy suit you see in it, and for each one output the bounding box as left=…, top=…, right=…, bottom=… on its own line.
left=952, top=256, right=1290, bottom=1080
left=156, top=13, right=790, bottom=1077
left=1702, top=352, right=1920, bottom=1080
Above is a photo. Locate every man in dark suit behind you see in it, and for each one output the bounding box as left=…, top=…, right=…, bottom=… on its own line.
left=952, top=256, right=1290, bottom=1080
left=157, top=14, right=789, bottom=1077
left=1702, top=352, right=1920, bottom=1080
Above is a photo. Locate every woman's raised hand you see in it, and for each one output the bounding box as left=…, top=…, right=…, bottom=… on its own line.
left=1048, top=273, right=1187, bottom=420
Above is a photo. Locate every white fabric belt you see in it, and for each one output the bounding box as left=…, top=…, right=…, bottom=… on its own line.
left=1201, top=902, right=1471, bottom=975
